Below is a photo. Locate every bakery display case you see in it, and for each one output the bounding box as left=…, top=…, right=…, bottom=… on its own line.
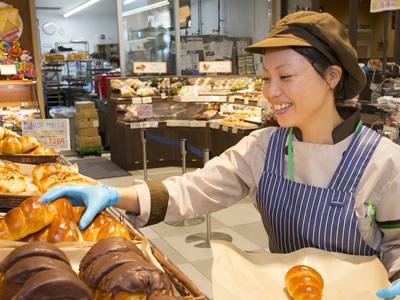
left=107, top=75, right=274, bottom=170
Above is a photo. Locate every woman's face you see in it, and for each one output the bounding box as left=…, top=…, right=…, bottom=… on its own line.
left=262, top=47, right=333, bottom=128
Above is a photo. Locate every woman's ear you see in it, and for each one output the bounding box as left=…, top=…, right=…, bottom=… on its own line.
left=324, top=65, right=342, bottom=90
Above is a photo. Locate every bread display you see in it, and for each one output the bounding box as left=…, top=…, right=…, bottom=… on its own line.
left=79, top=237, right=174, bottom=299
left=285, top=265, right=324, bottom=300
left=0, top=242, right=92, bottom=300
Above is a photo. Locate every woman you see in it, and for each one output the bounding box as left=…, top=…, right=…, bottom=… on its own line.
left=41, top=12, right=400, bottom=298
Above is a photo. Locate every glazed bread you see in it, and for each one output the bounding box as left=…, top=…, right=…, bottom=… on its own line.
left=28, top=145, right=56, bottom=155
left=19, top=136, right=40, bottom=153
left=37, top=171, right=96, bottom=193
left=79, top=237, right=173, bottom=299
left=0, top=168, right=27, bottom=194
left=32, top=162, right=79, bottom=185
left=82, top=212, right=131, bottom=242
left=0, top=135, right=22, bottom=154
left=0, top=197, right=56, bottom=241
left=285, top=265, right=324, bottom=300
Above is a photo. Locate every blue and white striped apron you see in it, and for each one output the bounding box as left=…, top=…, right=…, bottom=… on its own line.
left=256, top=126, right=381, bottom=255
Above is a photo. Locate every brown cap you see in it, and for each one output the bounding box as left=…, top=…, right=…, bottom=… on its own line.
left=246, top=11, right=366, bottom=100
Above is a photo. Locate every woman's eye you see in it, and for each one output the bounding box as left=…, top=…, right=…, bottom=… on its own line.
left=280, top=75, right=292, bottom=80
left=262, top=77, right=271, bottom=83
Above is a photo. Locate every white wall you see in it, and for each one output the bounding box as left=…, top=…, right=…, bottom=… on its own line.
left=37, top=10, right=119, bottom=54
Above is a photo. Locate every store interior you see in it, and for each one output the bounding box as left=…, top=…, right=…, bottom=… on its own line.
left=0, top=0, right=399, bottom=299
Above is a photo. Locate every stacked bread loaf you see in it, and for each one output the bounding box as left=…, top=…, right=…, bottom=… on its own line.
left=79, top=237, right=175, bottom=299
left=285, top=265, right=324, bottom=300
left=0, top=127, right=56, bottom=155
left=0, top=196, right=131, bottom=243
left=0, top=242, right=92, bottom=299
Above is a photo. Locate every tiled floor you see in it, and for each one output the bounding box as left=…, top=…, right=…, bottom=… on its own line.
left=67, top=154, right=269, bottom=300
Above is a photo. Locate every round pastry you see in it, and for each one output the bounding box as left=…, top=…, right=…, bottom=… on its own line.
left=0, top=135, right=22, bottom=154
left=285, top=265, right=324, bottom=300
left=80, top=237, right=143, bottom=270
left=28, top=145, right=56, bottom=155
left=0, top=242, right=70, bottom=273
left=0, top=168, right=26, bottom=194
left=19, top=136, right=40, bottom=153
left=12, top=269, right=92, bottom=300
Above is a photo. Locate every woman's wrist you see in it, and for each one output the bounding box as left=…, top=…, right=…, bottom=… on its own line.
left=114, top=186, right=140, bottom=215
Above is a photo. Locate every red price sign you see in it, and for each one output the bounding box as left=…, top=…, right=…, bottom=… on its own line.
left=47, top=137, right=65, bottom=145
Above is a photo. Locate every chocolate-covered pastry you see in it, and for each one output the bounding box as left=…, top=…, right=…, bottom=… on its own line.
left=13, top=269, right=92, bottom=300
left=5, top=256, right=73, bottom=285
left=0, top=242, right=69, bottom=272
left=80, top=236, right=142, bottom=270
left=97, top=261, right=173, bottom=297
left=81, top=251, right=146, bottom=288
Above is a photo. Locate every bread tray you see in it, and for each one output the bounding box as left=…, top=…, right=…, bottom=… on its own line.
left=0, top=153, right=59, bottom=164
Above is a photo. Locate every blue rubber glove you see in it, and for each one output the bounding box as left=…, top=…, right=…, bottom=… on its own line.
left=39, top=184, right=119, bottom=230
left=377, top=279, right=400, bottom=299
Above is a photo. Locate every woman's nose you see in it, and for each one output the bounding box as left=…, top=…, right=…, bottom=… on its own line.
left=263, top=80, right=282, bottom=98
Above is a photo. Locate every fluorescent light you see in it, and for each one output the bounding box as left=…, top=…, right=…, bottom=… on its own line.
left=123, top=0, right=138, bottom=5
left=122, top=0, right=169, bottom=17
left=63, top=0, right=102, bottom=18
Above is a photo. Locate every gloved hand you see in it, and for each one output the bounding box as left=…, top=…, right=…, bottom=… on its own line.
left=376, top=279, right=400, bottom=299
left=39, top=184, right=119, bottom=230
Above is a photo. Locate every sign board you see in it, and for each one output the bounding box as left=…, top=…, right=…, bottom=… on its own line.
left=370, top=0, right=400, bottom=12
left=199, top=61, right=232, bottom=73
left=22, top=119, right=70, bottom=151
left=133, top=62, right=167, bottom=74
left=136, top=104, right=154, bottom=119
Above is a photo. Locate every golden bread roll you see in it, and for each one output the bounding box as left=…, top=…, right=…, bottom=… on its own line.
left=37, top=171, right=95, bottom=193
left=285, top=265, right=324, bottom=300
left=28, top=145, right=56, bottom=155
left=0, top=197, right=56, bottom=241
left=0, top=168, right=26, bottom=194
left=82, top=213, right=131, bottom=242
left=0, top=136, right=22, bottom=154
left=49, top=197, right=74, bottom=220
left=72, top=206, right=85, bottom=224
left=46, top=217, right=83, bottom=243
left=2, top=128, right=20, bottom=139
left=31, top=162, right=79, bottom=185
left=19, top=136, right=40, bottom=153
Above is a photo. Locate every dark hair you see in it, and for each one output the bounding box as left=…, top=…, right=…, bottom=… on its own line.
left=291, top=46, right=346, bottom=102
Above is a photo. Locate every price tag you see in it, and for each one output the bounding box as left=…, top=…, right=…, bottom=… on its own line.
left=199, top=61, right=232, bottom=73
left=0, top=64, right=17, bottom=75
left=232, top=127, right=238, bottom=134
left=228, top=96, right=235, bottom=103
left=22, top=119, right=70, bottom=151
left=244, top=98, right=249, bottom=105
left=130, top=122, right=141, bottom=129
left=142, top=97, right=152, bottom=103
left=209, top=122, right=220, bottom=129
left=189, top=121, right=207, bottom=127
left=132, top=97, right=142, bottom=104
left=133, top=62, right=167, bottom=74
left=136, top=104, right=153, bottom=119
left=143, top=121, right=158, bottom=128
left=222, top=125, right=229, bottom=132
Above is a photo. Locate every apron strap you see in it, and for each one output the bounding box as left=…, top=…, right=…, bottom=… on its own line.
left=264, top=127, right=289, bottom=176
left=328, top=126, right=382, bottom=193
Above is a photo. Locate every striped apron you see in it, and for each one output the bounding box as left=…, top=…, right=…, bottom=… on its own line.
left=256, top=126, right=381, bottom=255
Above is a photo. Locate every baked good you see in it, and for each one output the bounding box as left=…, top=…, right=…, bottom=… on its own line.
left=0, top=159, right=22, bottom=173
left=36, top=171, right=96, bottom=193
left=79, top=237, right=173, bottom=299
left=82, top=212, right=131, bottom=242
left=0, top=196, right=56, bottom=241
left=285, top=265, right=324, bottom=300
left=28, top=145, right=56, bottom=155
left=0, top=168, right=27, bottom=194
left=80, top=237, right=143, bottom=270
left=13, top=269, right=92, bottom=300
left=19, top=135, right=40, bottom=153
left=0, top=135, right=22, bottom=154
left=0, top=242, right=70, bottom=273
left=31, top=162, right=79, bottom=185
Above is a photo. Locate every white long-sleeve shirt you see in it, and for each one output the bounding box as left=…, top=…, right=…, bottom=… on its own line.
left=129, top=126, right=400, bottom=278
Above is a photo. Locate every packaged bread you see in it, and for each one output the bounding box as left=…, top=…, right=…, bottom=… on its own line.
left=285, top=265, right=324, bottom=300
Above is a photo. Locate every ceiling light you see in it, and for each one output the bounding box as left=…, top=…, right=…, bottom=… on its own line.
left=63, top=0, right=102, bottom=18
left=122, top=0, right=170, bottom=17
left=123, top=0, right=138, bottom=5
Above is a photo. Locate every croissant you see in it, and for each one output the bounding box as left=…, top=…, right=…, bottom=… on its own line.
left=0, top=135, right=22, bottom=154
left=28, top=145, right=56, bottom=155
left=19, top=136, right=40, bottom=153
left=32, top=163, right=79, bottom=185
left=285, top=265, right=324, bottom=300
left=0, top=197, right=56, bottom=241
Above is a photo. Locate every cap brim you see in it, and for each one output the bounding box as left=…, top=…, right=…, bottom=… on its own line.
left=245, top=35, right=312, bottom=54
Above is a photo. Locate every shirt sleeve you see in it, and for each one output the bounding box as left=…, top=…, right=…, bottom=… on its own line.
left=128, top=127, right=275, bottom=227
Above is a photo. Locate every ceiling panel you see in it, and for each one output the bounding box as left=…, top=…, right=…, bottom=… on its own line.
left=36, top=0, right=116, bottom=17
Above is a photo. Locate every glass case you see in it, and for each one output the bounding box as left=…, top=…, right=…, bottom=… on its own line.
left=121, top=0, right=177, bottom=75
